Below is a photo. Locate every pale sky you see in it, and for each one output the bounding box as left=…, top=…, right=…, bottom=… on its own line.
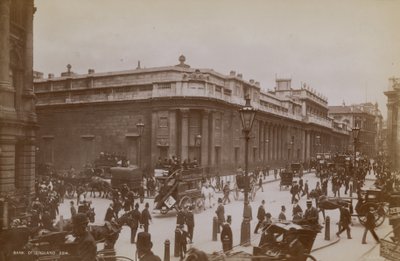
left=33, top=0, right=400, bottom=118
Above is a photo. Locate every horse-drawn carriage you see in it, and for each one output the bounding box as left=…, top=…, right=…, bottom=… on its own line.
left=110, top=166, right=143, bottom=193
left=233, top=173, right=258, bottom=201
left=279, top=171, right=293, bottom=191
left=315, top=188, right=388, bottom=227
left=154, top=168, right=205, bottom=214
left=353, top=188, right=388, bottom=227
left=63, top=175, right=92, bottom=198
left=253, top=222, right=319, bottom=261
left=291, top=163, right=303, bottom=177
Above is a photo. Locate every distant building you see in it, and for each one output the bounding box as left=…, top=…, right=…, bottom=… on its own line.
left=385, top=77, right=400, bottom=170
left=0, top=0, right=37, bottom=227
left=33, top=56, right=349, bottom=173
left=328, top=102, right=383, bottom=157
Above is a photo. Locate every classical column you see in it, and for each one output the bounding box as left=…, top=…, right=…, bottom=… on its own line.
left=276, top=125, right=280, bottom=162
left=180, top=109, right=190, bottom=161
left=306, top=130, right=311, bottom=161
left=201, top=110, right=209, bottom=166
left=150, top=110, right=158, bottom=167
left=169, top=110, right=177, bottom=157
left=259, top=121, right=264, bottom=162
left=0, top=0, right=10, bottom=89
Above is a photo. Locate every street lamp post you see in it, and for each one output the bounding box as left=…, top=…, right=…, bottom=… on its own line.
left=239, top=95, right=256, bottom=245
left=352, top=126, right=360, bottom=169
left=136, top=120, right=145, bottom=168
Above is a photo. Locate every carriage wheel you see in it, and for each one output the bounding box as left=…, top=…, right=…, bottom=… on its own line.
left=357, top=203, right=385, bottom=227
left=65, top=183, right=75, bottom=199
left=194, top=198, right=205, bottom=213
left=179, top=196, right=193, bottom=209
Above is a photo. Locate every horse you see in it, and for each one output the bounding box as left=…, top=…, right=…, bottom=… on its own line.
left=87, top=212, right=132, bottom=249
left=315, top=195, right=351, bottom=220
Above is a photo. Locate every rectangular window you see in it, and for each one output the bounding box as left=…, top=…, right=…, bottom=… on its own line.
left=158, top=83, right=171, bottom=89
left=159, top=117, right=168, bottom=128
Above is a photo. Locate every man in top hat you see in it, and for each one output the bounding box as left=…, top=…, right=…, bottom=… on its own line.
left=215, top=198, right=225, bottom=232
left=336, top=204, right=352, bottom=239
left=177, top=224, right=191, bottom=259
left=303, top=200, right=319, bottom=225
left=68, top=212, right=97, bottom=261
left=292, top=199, right=303, bottom=219
left=140, top=202, right=152, bottom=233
left=279, top=205, right=287, bottom=221
left=130, top=203, right=142, bottom=244
left=362, top=207, right=380, bottom=244
left=185, top=206, right=195, bottom=243
left=136, top=232, right=161, bottom=261
left=221, top=215, right=233, bottom=252
left=254, top=200, right=266, bottom=234
left=222, top=181, right=231, bottom=205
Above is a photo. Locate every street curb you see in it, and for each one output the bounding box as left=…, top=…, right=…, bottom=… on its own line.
left=311, top=237, right=341, bottom=253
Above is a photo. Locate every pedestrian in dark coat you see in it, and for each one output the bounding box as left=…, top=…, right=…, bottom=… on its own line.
left=290, top=182, right=299, bottom=204
left=185, top=207, right=195, bottom=243
left=362, top=207, right=380, bottom=244
left=105, top=203, right=115, bottom=222
left=140, top=202, right=152, bottom=233
left=221, top=215, right=233, bottom=252
left=215, top=198, right=225, bottom=231
left=278, top=205, right=287, bottom=221
left=176, top=207, right=186, bottom=226
left=136, top=232, right=161, bottom=261
left=177, top=224, right=190, bottom=259
left=336, top=205, right=352, bottom=239
left=139, top=184, right=145, bottom=204
left=70, top=201, right=77, bottom=219
left=130, top=203, right=142, bottom=243
left=254, top=200, right=266, bottom=234
left=292, top=199, right=303, bottom=218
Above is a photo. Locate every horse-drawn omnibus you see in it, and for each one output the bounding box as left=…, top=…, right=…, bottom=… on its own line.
left=154, top=168, right=205, bottom=214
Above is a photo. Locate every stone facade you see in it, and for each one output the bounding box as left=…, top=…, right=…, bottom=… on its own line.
left=328, top=103, right=383, bottom=157
left=385, top=78, right=400, bottom=170
left=34, top=56, right=349, bottom=174
left=0, top=0, right=37, bottom=227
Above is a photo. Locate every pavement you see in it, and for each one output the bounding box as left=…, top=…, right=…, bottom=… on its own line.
left=52, top=170, right=390, bottom=261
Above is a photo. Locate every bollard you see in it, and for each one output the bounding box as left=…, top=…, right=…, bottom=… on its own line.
left=164, top=240, right=170, bottom=261
left=349, top=185, right=353, bottom=197
left=174, top=228, right=180, bottom=257
left=212, top=216, right=218, bottom=241
left=324, top=216, right=330, bottom=240
left=59, top=215, right=64, bottom=232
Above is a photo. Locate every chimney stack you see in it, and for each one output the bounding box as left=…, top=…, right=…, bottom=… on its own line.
left=48, top=73, right=54, bottom=79
left=88, top=69, right=95, bottom=74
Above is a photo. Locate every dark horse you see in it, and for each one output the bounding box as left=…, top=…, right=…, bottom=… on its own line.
left=314, top=195, right=350, bottom=220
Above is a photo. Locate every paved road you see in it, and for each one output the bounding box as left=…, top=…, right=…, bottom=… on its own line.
left=55, top=171, right=390, bottom=260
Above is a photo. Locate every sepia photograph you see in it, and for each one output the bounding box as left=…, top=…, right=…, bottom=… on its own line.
left=0, top=0, right=399, bottom=260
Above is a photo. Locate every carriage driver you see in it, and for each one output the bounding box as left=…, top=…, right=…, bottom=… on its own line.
left=63, top=213, right=97, bottom=261
left=303, top=200, right=319, bottom=226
